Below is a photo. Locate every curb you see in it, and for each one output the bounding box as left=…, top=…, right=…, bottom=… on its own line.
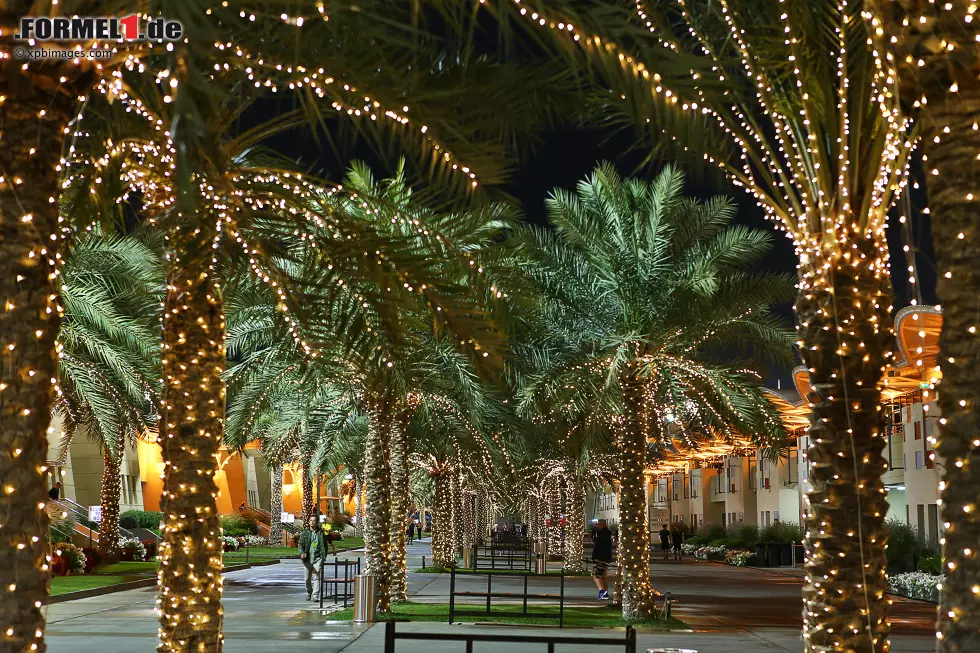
left=45, top=559, right=280, bottom=604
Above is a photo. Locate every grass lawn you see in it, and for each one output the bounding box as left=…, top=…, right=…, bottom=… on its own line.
left=415, top=567, right=591, bottom=577
left=96, top=561, right=157, bottom=575
left=327, top=601, right=685, bottom=629
left=223, top=538, right=364, bottom=563
left=50, top=575, right=129, bottom=596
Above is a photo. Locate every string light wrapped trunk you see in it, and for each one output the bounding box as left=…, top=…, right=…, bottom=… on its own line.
left=0, top=63, right=77, bottom=652
left=430, top=468, right=454, bottom=568
left=98, top=438, right=124, bottom=561
left=300, top=453, right=314, bottom=524
left=563, top=472, right=586, bottom=573
left=388, top=409, right=410, bottom=603
left=547, top=476, right=563, bottom=558
left=461, top=490, right=476, bottom=550
left=268, top=460, right=283, bottom=547
left=865, top=3, right=980, bottom=647
left=157, top=253, right=226, bottom=652
left=796, top=240, right=893, bottom=653
left=363, top=395, right=393, bottom=612
left=618, top=375, right=655, bottom=620
left=450, top=469, right=463, bottom=555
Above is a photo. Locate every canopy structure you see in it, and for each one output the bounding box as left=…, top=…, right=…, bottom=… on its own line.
left=643, top=306, right=943, bottom=477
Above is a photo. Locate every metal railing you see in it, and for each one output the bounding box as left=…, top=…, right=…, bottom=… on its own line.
left=384, top=621, right=636, bottom=653
left=318, top=557, right=361, bottom=609
left=449, top=567, right=566, bottom=626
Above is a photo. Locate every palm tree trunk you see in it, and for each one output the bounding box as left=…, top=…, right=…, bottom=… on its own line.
left=430, top=470, right=454, bottom=568
left=547, top=477, right=563, bottom=558
left=300, top=454, right=314, bottom=524
left=563, top=472, right=586, bottom=573
left=618, top=376, right=656, bottom=621
left=363, top=396, right=393, bottom=612
left=450, top=470, right=463, bottom=554
left=927, top=93, right=980, bottom=652
left=269, top=460, right=283, bottom=547
left=461, top=490, right=476, bottom=549
left=99, top=439, right=124, bottom=561
left=0, top=66, right=78, bottom=653
left=354, top=479, right=364, bottom=538
left=796, top=245, right=892, bottom=653
left=157, top=257, right=226, bottom=652
left=388, top=409, right=410, bottom=603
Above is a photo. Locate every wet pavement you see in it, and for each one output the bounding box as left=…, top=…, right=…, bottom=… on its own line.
left=43, top=539, right=937, bottom=652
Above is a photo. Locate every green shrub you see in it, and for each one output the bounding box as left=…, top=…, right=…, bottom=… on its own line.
left=696, top=524, right=726, bottom=542
left=917, top=554, right=943, bottom=575
left=885, top=519, right=928, bottom=571
left=119, top=510, right=162, bottom=530
left=760, top=521, right=802, bottom=543
left=728, top=524, right=760, bottom=548
left=220, top=514, right=258, bottom=536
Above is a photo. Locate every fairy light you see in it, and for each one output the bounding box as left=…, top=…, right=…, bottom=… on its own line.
left=863, top=1, right=980, bottom=648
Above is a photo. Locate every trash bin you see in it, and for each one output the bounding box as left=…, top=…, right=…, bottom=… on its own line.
left=352, top=574, right=378, bottom=623
left=535, top=541, right=548, bottom=575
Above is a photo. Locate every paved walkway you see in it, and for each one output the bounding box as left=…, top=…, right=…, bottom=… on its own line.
left=43, top=540, right=937, bottom=653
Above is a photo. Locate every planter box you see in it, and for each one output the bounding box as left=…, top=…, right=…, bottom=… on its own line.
left=755, top=543, right=769, bottom=567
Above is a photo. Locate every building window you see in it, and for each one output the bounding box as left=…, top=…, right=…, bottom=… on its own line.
left=915, top=450, right=923, bottom=470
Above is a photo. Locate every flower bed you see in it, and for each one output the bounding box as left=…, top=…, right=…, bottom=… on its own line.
left=889, top=571, right=943, bottom=602
left=695, top=545, right=726, bottom=561
left=725, top=549, right=755, bottom=566
left=681, top=543, right=699, bottom=556
left=52, top=543, right=87, bottom=575
left=119, top=537, right=147, bottom=561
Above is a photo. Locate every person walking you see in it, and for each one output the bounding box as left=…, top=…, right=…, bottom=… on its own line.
left=407, top=520, right=416, bottom=545
left=591, top=519, right=613, bottom=600
left=658, top=523, right=671, bottom=561
left=298, top=516, right=325, bottom=601
left=671, top=525, right=683, bottom=560
left=48, top=481, right=62, bottom=501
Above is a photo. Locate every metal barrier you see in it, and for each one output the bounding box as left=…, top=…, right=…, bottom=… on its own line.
left=319, top=557, right=361, bottom=608
left=449, top=566, right=566, bottom=626
left=471, top=537, right=534, bottom=571
left=383, top=621, right=636, bottom=653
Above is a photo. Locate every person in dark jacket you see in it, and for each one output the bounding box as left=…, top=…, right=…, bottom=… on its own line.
left=298, top=516, right=325, bottom=600
left=671, top=525, right=684, bottom=560
left=407, top=520, right=416, bottom=545
left=658, top=524, right=671, bottom=560
left=48, top=482, right=62, bottom=501
left=591, top=519, right=613, bottom=600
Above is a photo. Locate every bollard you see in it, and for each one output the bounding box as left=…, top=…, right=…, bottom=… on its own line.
left=352, top=574, right=378, bottom=623
left=534, top=540, right=548, bottom=575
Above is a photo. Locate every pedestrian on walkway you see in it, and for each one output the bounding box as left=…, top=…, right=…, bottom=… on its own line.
left=48, top=481, right=62, bottom=501
left=671, top=525, right=683, bottom=560
left=591, top=519, right=613, bottom=601
left=407, top=520, right=416, bottom=545
left=298, top=516, right=325, bottom=601
left=659, top=524, right=671, bottom=560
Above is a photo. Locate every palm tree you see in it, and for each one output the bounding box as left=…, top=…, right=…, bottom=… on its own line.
left=509, top=163, right=794, bottom=620
left=864, top=4, right=979, bottom=647
left=57, top=230, right=163, bottom=560
left=502, top=1, right=913, bottom=642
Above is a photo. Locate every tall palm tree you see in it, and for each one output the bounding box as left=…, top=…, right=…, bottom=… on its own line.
left=509, top=163, right=794, bottom=620
left=57, top=230, right=163, bottom=559
left=501, top=1, right=913, bottom=643
left=864, top=4, right=979, bottom=647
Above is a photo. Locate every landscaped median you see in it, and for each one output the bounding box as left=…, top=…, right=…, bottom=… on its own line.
left=47, top=556, right=282, bottom=602
left=326, top=602, right=686, bottom=629
left=414, top=566, right=591, bottom=577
